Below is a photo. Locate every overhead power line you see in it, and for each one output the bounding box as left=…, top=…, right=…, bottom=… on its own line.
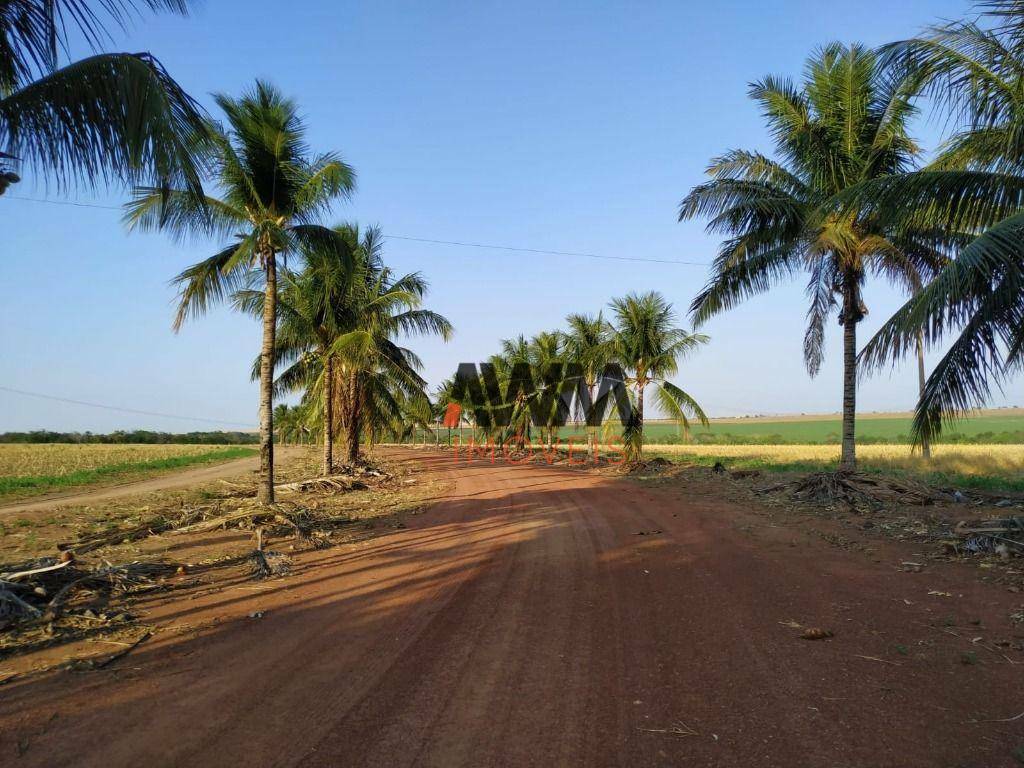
left=7, top=196, right=119, bottom=211
left=383, top=234, right=708, bottom=266
left=7, top=195, right=711, bottom=267
left=0, top=386, right=256, bottom=428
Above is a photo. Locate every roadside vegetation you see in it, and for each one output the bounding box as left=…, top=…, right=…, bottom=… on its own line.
left=676, top=4, right=1024, bottom=470
left=126, top=81, right=357, bottom=504
left=0, top=444, right=256, bottom=500
left=542, top=411, right=1024, bottom=445
left=643, top=444, right=1024, bottom=492
left=0, top=431, right=258, bottom=445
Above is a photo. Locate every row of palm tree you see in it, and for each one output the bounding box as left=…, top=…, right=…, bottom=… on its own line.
left=125, top=81, right=357, bottom=503
left=247, top=224, right=452, bottom=474
left=680, top=1, right=1024, bottom=470
left=435, top=291, right=708, bottom=463
left=1, top=2, right=452, bottom=503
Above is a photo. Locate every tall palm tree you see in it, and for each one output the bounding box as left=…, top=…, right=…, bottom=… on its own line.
left=492, top=335, right=534, bottom=449
left=843, top=3, right=1024, bottom=443
left=527, top=330, right=566, bottom=449
left=607, top=292, right=708, bottom=462
left=126, top=81, right=355, bottom=503
left=679, top=43, right=946, bottom=470
left=1, top=0, right=208, bottom=195
left=564, top=312, right=611, bottom=457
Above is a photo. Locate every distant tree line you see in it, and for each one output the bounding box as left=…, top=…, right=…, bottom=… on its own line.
left=0, top=431, right=259, bottom=445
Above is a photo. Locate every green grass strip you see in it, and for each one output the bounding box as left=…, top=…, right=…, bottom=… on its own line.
left=0, top=447, right=258, bottom=497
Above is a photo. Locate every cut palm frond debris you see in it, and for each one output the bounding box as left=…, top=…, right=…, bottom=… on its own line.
left=0, top=556, right=175, bottom=634
left=276, top=477, right=364, bottom=493
left=762, top=471, right=949, bottom=507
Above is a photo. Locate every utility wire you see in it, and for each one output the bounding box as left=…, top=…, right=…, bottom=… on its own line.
left=7, top=196, right=119, bottom=211
left=6, top=195, right=711, bottom=267
left=0, top=386, right=257, bottom=428
left=383, top=234, right=708, bottom=266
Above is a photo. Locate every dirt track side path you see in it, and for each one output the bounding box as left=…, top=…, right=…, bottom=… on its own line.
left=0, top=447, right=305, bottom=515
left=1, top=450, right=1022, bottom=767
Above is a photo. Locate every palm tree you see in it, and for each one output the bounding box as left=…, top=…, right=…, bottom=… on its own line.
left=236, top=232, right=352, bottom=474
left=679, top=43, right=946, bottom=470
left=564, top=312, right=611, bottom=458
left=492, top=335, right=534, bottom=450
left=843, top=4, right=1024, bottom=443
left=325, top=225, right=453, bottom=464
left=126, top=81, right=355, bottom=503
left=606, top=292, right=708, bottom=462
left=1, top=0, right=208, bottom=196
left=393, top=387, right=434, bottom=444
left=273, top=403, right=308, bottom=445
left=527, top=330, right=566, bottom=449
left=273, top=404, right=292, bottom=444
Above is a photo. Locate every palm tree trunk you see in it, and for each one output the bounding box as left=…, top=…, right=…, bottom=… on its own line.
left=916, top=330, right=931, bottom=459
left=322, top=355, right=334, bottom=474
left=257, top=253, right=277, bottom=504
left=345, top=373, right=360, bottom=464
left=839, top=292, right=857, bottom=472
left=588, top=381, right=598, bottom=461
left=635, top=384, right=645, bottom=462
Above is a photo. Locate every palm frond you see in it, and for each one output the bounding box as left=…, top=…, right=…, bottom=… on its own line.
left=0, top=0, right=192, bottom=91
left=123, top=185, right=245, bottom=240
left=656, top=380, right=710, bottom=433
left=171, top=241, right=256, bottom=330
left=1, top=52, right=208, bottom=192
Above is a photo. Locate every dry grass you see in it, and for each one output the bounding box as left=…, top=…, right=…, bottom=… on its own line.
left=645, top=443, right=1024, bottom=483
left=0, top=444, right=257, bottom=500
left=0, top=444, right=247, bottom=477
left=697, top=406, right=1024, bottom=425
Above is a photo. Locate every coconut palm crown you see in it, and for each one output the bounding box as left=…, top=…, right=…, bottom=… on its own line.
left=841, top=3, right=1024, bottom=443
left=606, top=291, right=708, bottom=462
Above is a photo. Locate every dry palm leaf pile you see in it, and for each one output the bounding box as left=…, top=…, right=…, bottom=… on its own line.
left=762, top=470, right=949, bottom=508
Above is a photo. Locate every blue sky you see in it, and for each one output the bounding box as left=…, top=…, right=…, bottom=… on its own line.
left=3, top=0, right=1020, bottom=432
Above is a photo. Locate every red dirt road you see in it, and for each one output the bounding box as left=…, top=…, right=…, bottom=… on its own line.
left=1, top=450, right=1022, bottom=767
